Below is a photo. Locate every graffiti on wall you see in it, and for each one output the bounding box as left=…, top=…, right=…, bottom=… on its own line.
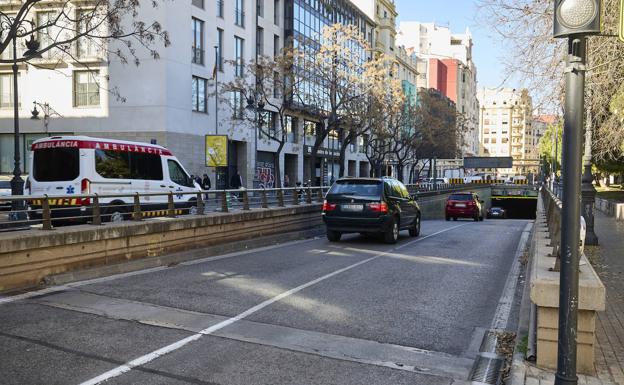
left=256, top=161, right=275, bottom=189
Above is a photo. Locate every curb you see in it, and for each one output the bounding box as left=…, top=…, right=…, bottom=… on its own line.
left=45, top=226, right=325, bottom=286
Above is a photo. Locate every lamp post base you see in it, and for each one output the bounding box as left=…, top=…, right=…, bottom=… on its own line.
left=581, top=181, right=598, bottom=246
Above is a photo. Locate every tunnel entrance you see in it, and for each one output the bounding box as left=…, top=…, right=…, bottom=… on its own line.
left=490, top=198, right=537, bottom=220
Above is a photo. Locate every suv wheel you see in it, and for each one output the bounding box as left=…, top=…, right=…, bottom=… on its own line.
left=327, top=230, right=342, bottom=242
left=409, top=216, right=420, bottom=237
left=384, top=217, right=399, bottom=244
left=473, top=212, right=479, bottom=222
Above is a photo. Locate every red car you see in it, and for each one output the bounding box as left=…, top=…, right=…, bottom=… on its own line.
left=445, top=192, right=484, bottom=222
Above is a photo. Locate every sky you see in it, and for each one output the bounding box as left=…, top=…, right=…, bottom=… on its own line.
left=394, top=0, right=517, bottom=90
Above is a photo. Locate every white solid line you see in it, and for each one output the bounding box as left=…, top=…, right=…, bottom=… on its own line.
left=490, top=221, right=533, bottom=331
left=79, top=223, right=468, bottom=385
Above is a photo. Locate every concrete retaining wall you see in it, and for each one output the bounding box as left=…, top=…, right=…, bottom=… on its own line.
left=0, top=205, right=322, bottom=292
left=595, top=197, right=624, bottom=221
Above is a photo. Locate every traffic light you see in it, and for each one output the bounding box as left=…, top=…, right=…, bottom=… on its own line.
left=553, top=0, right=601, bottom=38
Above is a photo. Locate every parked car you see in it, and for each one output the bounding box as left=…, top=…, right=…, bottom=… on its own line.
left=27, top=136, right=200, bottom=222
left=487, top=206, right=507, bottom=219
left=322, top=177, right=421, bottom=244
left=445, top=192, right=484, bottom=222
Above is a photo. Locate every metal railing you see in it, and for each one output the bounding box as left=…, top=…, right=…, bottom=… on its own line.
left=0, top=181, right=502, bottom=232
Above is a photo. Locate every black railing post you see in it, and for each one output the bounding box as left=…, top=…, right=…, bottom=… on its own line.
left=41, top=195, right=52, bottom=230
left=261, top=188, right=268, bottom=209
left=167, top=193, right=176, bottom=217
left=133, top=193, right=143, bottom=221
left=92, top=194, right=102, bottom=226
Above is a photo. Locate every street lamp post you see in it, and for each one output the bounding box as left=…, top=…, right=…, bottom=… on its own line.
left=552, top=1, right=601, bottom=384
left=246, top=93, right=264, bottom=187
left=581, top=106, right=598, bottom=245
left=0, top=16, right=41, bottom=218
left=31, top=101, right=62, bottom=134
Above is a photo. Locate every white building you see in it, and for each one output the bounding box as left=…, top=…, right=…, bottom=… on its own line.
left=397, top=22, right=480, bottom=158
left=0, top=0, right=375, bottom=188
left=478, top=88, right=538, bottom=176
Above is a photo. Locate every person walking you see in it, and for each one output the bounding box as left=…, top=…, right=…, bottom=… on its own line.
left=202, top=174, right=211, bottom=200
left=230, top=171, right=243, bottom=202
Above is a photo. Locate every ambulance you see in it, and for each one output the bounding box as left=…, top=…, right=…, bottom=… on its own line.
left=27, top=136, right=201, bottom=221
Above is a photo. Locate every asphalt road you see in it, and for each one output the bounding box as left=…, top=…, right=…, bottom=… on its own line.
left=0, top=218, right=530, bottom=385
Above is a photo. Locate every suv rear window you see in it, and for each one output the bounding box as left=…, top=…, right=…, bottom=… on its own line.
left=33, top=148, right=79, bottom=181
left=448, top=194, right=473, bottom=201
left=328, top=180, right=382, bottom=197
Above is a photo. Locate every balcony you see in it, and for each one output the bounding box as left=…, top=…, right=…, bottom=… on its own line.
left=378, top=17, right=395, bottom=29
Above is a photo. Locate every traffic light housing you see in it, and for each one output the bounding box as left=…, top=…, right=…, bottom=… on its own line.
left=553, top=0, right=601, bottom=38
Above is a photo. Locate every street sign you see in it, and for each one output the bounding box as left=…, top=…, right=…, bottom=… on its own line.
left=464, top=157, right=513, bottom=169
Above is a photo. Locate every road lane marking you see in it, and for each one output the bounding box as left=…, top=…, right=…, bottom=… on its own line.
left=489, top=222, right=533, bottom=331
left=79, top=223, right=469, bottom=385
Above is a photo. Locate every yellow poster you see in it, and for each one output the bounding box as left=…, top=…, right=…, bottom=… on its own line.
left=205, top=135, right=228, bottom=167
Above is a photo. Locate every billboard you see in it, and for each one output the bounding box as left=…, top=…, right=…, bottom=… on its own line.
left=464, top=156, right=513, bottom=169
left=205, top=135, right=228, bottom=167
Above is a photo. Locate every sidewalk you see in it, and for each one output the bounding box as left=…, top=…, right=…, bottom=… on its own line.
left=511, top=210, right=623, bottom=385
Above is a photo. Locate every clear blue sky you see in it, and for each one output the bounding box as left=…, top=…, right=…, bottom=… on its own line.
left=394, top=0, right=515, bottom=90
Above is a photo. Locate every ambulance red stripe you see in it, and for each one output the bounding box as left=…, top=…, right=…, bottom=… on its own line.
left=31, top=140, right=172, bottom=156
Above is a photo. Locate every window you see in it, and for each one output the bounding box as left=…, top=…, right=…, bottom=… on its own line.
left=304, top=120, right=316, bottom=137
left=273, top=34, right=280, bottom=57
left=235, top=36, right=244, bottom=77
left=274, top=0, right=279, bottom=25
left=167, top=160, right=194, bottom=187
left=33, top=148, right=80, bottom=182
left=217, top=28, right=224, bottom=71
left=285, top=115, right=297, bottom=143
left=73, top=71, right=100, bottom=107
left=231, top=90, right=244, bottom=119
left=95, top=150, right=163, bottom=180
left=257, top=0, right=264, bottom=17
left=235, top=0, right=245, bottom=27
left=0, top=73, right=14, bottom=109
left=37, top=11, right=56, bottom=59
left=192, top=76, right=207, bottom=113
left=76, top=9, right=99, bottom=58
left=192, top=18, right=204, bottom=65
left=217, top=0, right=224, bottom=18
left=256, top=27, right=264, bottom=55
left=273, top=71, right=280, bottom=98
left=192, top=0, right=204, bottom=8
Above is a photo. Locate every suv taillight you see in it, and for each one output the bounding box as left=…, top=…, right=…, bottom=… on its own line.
left=322, top=200, right=337, bottom=212
left=368, top=202, right=388, bottom=213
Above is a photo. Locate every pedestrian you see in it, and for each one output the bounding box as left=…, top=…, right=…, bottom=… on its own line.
left=202, top=173, right=211, bottom=200
left=230, top=171, right=243, bottom=202
left=284, top=174, right=290, bottom=188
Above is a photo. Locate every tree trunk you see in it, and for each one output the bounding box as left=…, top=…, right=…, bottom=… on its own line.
left=309, top=122, right=327, bottom=186
left=274, top=141, right=285, bottom=188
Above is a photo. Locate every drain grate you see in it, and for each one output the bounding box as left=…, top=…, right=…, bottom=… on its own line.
left=468, top=329, right=506, bottom=384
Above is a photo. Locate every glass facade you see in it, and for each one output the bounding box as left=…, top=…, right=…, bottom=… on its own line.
left=285, top=0, right=373, bottom=112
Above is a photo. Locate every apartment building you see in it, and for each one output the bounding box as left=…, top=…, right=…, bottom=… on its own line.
left=478, top=88, right=538, bottom=176
left=397, top=22, right=480, bottom=157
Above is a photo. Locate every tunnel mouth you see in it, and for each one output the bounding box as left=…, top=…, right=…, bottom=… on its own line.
left=489, top=198, right=537, bottom=220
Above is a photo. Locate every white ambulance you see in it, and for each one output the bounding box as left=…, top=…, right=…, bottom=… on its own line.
left=27, top=136, right=200, bottom=221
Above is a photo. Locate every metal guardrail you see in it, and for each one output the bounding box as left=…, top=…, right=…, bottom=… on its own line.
left=0, top=181, right=509, bottom=232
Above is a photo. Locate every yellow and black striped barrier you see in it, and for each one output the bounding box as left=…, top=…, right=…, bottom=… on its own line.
left=142, top=209, right=184, bottom=217
left=514, top=180, right=528, bottom=185
left=29, top=198, right=81, bottom=206
left=448, top=178, right=464, bottom=184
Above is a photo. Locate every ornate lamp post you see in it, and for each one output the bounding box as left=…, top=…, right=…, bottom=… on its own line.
left=31, top=101, right=62, bottom=134
left=581, top=107, right=598, bottom=245
left=0, top=15, right=41, bottom=218
left=246, top=93, right=265, bottom=188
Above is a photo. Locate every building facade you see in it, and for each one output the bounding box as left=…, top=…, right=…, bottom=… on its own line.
left=0, top=0, right=376, bottom=188
left=397, top=22, right=479, bottom=158
left=477, top=88, right=538, bottom=176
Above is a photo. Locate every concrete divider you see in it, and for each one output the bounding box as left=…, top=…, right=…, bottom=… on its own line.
left=595, top=197, right=624, bottom=221
left=530, top=190, right=605, bottom=374
left=0, top=205, right=322, bottom=292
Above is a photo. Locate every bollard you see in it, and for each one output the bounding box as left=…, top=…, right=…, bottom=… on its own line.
left=293, top=188, right=299, bottom=205
left=92, top=194, right=102, bottom=225
left=261, top=189, right=268, bottom=209
left=41, top=195, right=52, bottom=230
left=196, top=192, right=205, bottom=215
left=317, top=187, right=323, bottom=202
left=306, top=186, right=312, bottom=204
left=221, top=191, right=229, bottom=212
left=167, top=192, right=176, bottom=217
left=242, top=190, right=250, bottom=210
left=133, top=193, right=143, bottom=221
left=277, top=189, right=285, bottom=207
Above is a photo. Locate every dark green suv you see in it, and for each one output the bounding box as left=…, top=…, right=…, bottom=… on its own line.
left=322, top=177, right=421, bottom=244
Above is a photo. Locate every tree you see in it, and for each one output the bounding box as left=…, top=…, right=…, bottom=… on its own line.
left=292, top=23, right=375, bottom=185
left=220, top=53, right=301, bottom=188
left=0, top=1, right=170, bottom=98
left=538, top=120, right=563, bottom=177
left=476, top=0, right=624, bottom=161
